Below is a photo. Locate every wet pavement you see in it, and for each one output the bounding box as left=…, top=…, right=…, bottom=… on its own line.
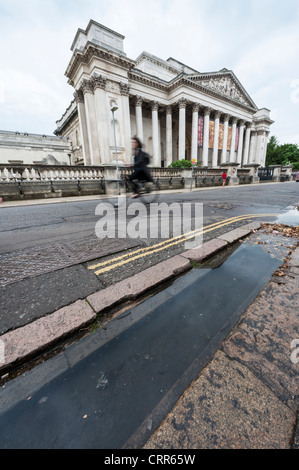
left=0, top=230, right=296, bottom=449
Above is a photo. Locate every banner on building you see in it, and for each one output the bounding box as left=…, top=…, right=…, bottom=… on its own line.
left=209, top=121, right=215, bottom=149
left=235, top=127, right=239, bottom=152
left=198, top=116, right=204, bottom=147
left=218, top=124, right=233, bottom=150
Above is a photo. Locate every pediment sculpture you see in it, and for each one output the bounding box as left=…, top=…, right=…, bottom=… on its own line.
left=189, top=74, right=253, bottom=107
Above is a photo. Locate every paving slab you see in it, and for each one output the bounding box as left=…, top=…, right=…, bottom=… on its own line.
left=289, top=247, right=299, bottom=267
left=222, top=267, right=299, bottom=401
left=0, top=300, right=96, bottom=371
left=144, top=350, right=296, bottom=449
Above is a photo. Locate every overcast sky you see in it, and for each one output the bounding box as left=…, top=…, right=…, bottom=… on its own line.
left=0, top=0, right=298, bottom=145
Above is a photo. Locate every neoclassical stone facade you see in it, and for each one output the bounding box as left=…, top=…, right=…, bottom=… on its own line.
left=55, top=20, right=273, bottom=168
left=0, top=130, right=72, bottom=165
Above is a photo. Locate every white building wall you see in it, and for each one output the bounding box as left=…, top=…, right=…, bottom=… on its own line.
left=0, top=131, right=72, bottom=165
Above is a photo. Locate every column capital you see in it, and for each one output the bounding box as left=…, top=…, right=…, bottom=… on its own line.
left=91, top=74, right=107, bottom=90
left=246, top=122, right=253, bottom=129
left=204, top=106, right=212, bottom=116
left=238, top=119, right=245, bottom=126
left=120, top=82, right=130, bottom=96
left=223, top=113, right=230, bottom=122
left=74, top=89, right=84, bottom=103
left=151, top=101, right=159, bottom=111
left=178, top=98, right=187, bottom=109
left=214, top=110, right=221, bottom=119
left=231, top=116, right=238, bottom=124
left=135, top=96, right=143, bottom=107
left=80, top=78, right=94, bottom=95
left=192, top=103, right=200, bottom=113
left=166, top=105, right=172, bottom=115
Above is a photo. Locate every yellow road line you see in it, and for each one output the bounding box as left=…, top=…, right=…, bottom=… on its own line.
left=90, top=213, right=277, bottom=276
left=88, top=214, right=251, bottom=271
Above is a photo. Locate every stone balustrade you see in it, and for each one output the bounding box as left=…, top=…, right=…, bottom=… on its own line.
left=0, top=163, right=295, bottom=202
left=0, top=164, right=104, bottom=182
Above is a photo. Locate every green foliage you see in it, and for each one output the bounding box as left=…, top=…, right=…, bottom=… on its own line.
left=266, top=136, right=299, bottom=168
left=168, top=159, right=193, bottom=168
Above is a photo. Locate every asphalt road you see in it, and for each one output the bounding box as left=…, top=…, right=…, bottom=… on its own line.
left=1, top=182, right=298, bottom=254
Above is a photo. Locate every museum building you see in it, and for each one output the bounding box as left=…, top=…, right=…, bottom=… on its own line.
left=54, top=20, right=273, bottom=169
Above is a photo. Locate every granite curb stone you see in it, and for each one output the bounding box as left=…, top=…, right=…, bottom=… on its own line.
left=0, top=300, right=95, bottom=371
left=86, top=255, right=191, bottom=313
left=216, top=221, right=261, bottom=244
left=181, top=238, right=228, bottom=263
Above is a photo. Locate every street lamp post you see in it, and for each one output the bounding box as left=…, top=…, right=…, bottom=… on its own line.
left=111, top=105, right=120, bottom=196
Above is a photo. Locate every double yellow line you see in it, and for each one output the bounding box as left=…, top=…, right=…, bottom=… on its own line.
left=88, top=213, right=276, bottom=276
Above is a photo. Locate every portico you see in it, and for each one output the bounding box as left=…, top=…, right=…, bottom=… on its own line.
left=55, top=20, right=273, bottom=169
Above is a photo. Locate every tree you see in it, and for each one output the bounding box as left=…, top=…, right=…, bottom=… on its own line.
left=266, top=136, right=299, bottom=170
left=266, top=136, right=280, bottom=166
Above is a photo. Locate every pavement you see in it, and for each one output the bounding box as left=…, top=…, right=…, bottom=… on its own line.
left=0, top=189, right=298, bottom=449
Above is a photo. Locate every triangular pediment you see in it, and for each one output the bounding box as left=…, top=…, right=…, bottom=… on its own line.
left=186, top=71, right=257, bottom=110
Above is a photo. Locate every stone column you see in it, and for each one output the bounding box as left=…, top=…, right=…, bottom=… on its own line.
left=202, top=107, right=211, bottom=167
left=166, top=105, right=173, bottom=167
left=243, top=123, right=252, bottom=166
left=221, top=114, right=229, bottom=164
left=178, top=98, right=187, bottom=160
left=80, top=78, right=100, bottom=165
left=261, top=131, right=270, bottom=167
left=92, top=74, right=109, bottom=165
left=249, top=131, right=257, bottom=164
left=212, top=110, right=220, bottom=168
left=236, top=120, right=245, bottom=166
left=230, top=117, right=237, bottom=162
left=191, top=103, right=200, bottom=162
left=135, top=96, right=143, bottom=142
left=255, top=130, right=268, bottom=166
left=74, top=89, right=91, bottom=165
left=151, top=101, right=160, bottom=167
left=120, top=82, right=132, bottom=163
